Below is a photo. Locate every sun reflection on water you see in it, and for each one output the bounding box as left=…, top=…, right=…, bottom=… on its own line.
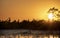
left=0, top=35, right=59, bottom=38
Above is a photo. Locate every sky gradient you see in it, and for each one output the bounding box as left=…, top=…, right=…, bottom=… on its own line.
left=0, top=0, right=60, bottom=21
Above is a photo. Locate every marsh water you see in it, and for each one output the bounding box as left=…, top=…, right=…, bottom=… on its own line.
left=0, top=30, right=60, bottom=38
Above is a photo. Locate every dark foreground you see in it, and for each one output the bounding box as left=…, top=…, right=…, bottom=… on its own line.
left=0, top=19, right=60, bottom=30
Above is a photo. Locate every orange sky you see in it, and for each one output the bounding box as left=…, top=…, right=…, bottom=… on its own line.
left=0, top=0, right=60, bottom=21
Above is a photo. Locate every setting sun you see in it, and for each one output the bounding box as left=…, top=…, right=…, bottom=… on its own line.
left=48, top=13, right=54, bottom=21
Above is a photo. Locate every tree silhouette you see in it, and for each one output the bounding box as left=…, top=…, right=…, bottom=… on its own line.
left=48, top=7, right=60, bottom=21
left=0, top=17, right=60, bottom=30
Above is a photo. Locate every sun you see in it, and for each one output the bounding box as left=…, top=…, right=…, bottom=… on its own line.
left=48, top=13, right=54, bottom=21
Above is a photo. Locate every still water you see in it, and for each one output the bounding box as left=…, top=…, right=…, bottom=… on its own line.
left=0, top=30, right=59, bottom=38
left=0, top=34, right=59, bottom=38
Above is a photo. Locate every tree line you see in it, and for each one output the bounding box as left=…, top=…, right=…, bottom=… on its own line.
left=0, top=18, right=60, bottom=31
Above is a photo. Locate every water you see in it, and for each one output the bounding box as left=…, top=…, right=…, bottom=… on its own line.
left=0, top=34, right=59, bottom=38
left=0, top=30, right=60, bottom=38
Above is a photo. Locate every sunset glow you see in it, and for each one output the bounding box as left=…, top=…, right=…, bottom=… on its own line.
left=0, top=0, right=60, bottom=21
